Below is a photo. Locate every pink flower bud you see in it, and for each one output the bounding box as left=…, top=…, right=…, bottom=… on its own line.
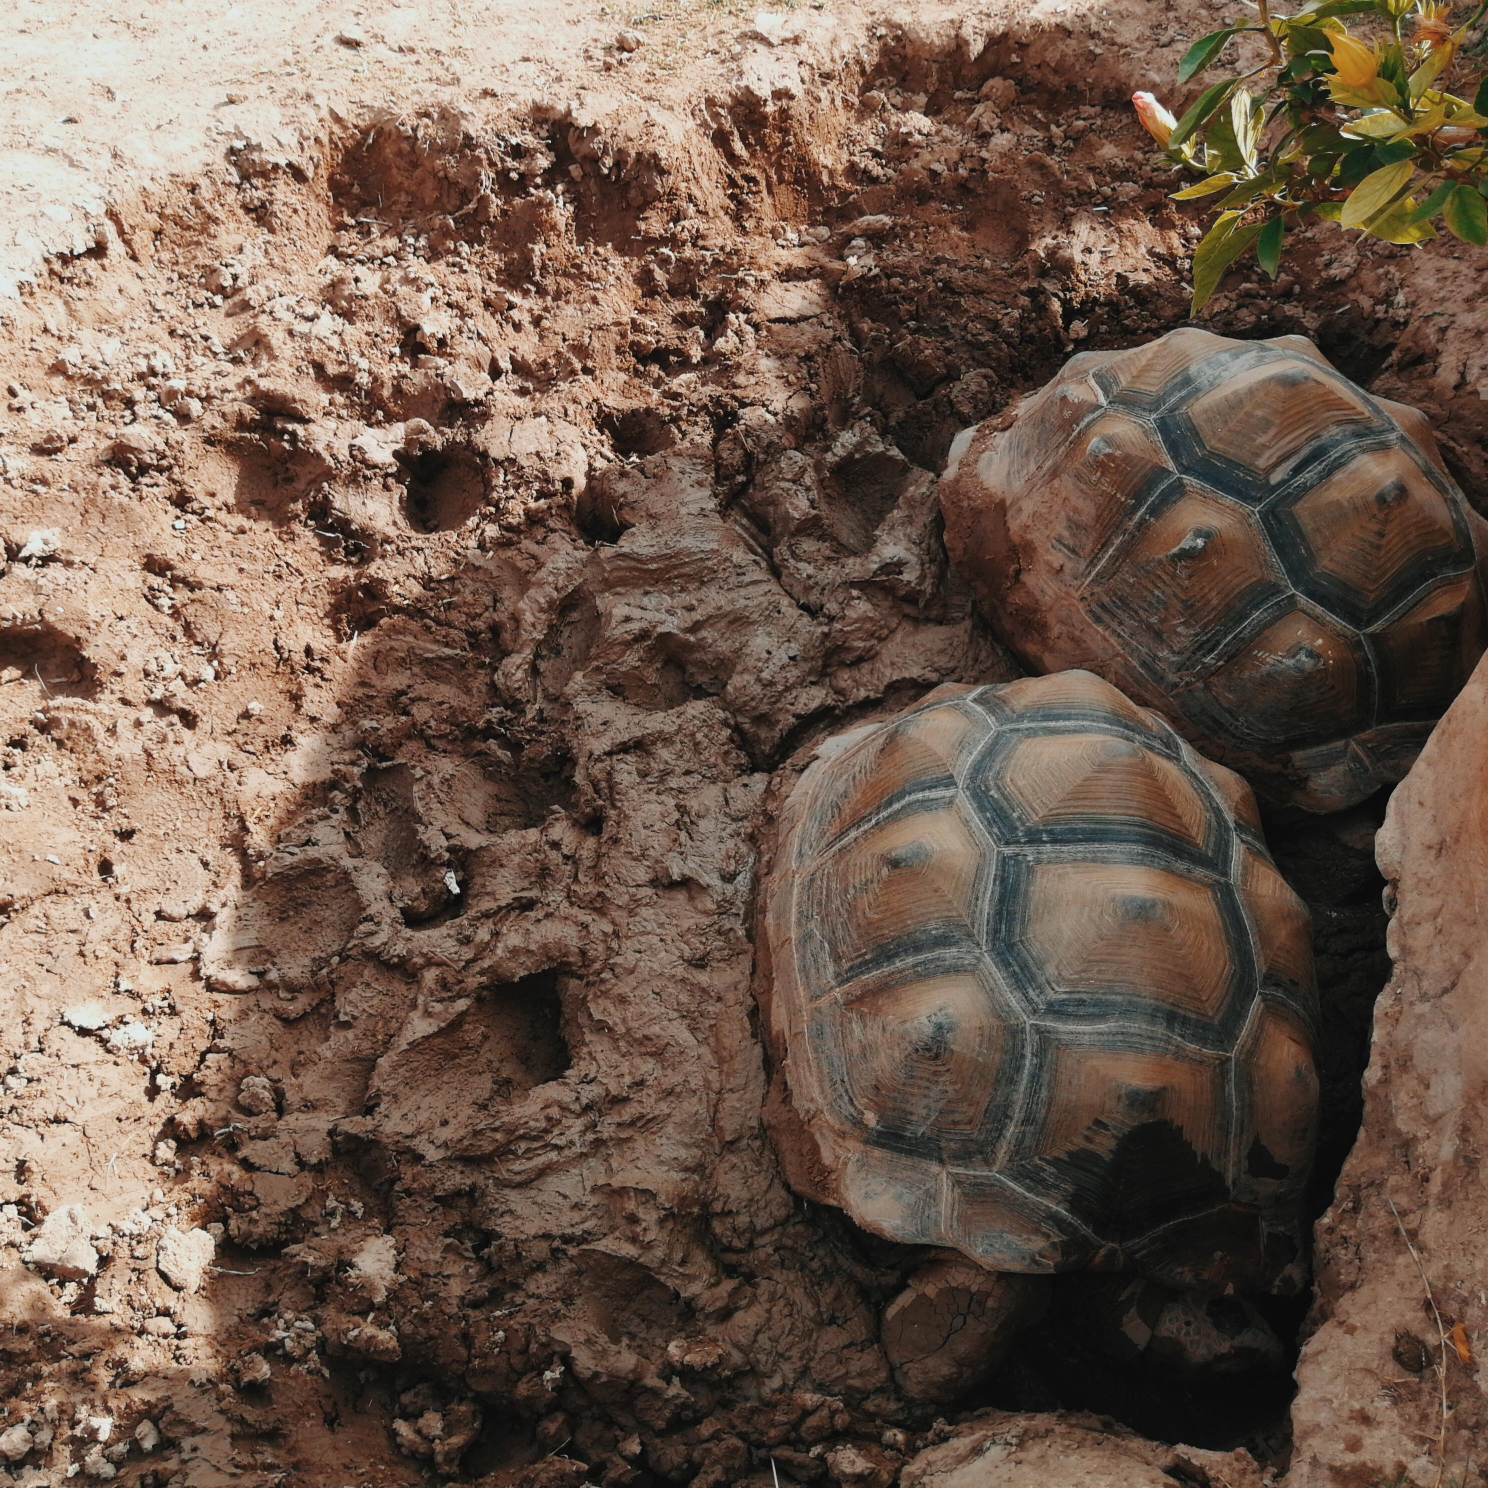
left=1133, top=91, right=1177, bottom=149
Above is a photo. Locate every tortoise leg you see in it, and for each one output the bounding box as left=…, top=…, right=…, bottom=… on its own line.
left=882, top=1252, right=1049, bottom=1405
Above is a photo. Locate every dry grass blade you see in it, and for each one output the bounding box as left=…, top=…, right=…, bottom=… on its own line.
left=1388, top=1198, right=1451, bottom=1487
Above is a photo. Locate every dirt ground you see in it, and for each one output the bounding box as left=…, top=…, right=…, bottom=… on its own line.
left=1, top=1, right=1485, bottom=1484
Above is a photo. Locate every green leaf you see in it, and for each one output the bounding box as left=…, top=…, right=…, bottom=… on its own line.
left=1203, top=108, right=1247, bottom=175
left=1340, top=159, right=1414, bottom=226
left=1179, top=29, right=1236, bottom=83
left=1337, top=144, right=1379, bottom=188
left=1309, top=201, right=1346, bottom=220
left=1343, top=110, right=1410, bottom=139
left=1443, top=182, right=1488, bottom=243
left=1283, top=24, right=1336, bottom=55
left=1406, top=180, right=1454, bottom=224
left=1476, top=77, right=1488, bottom=116
left=1171, top=173, right=1241, bottom=199
left=1191, top=213, right=1266, bottom=313
left=1257, top=216, right=1285, bottom=277
left=1300, top=0, right=1378, bottom=16
left=1231, top=87, right=1262, bottom=172
left=1172, top=78, right=1239, bottom=149
left=1410, top=44, right=1453, bottom=101
left=1370, top=137, right=1417, bottom=167
left=1366, top=193, right=1439, bottom=242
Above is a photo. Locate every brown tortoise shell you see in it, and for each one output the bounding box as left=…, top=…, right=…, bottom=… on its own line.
left=938, top=329, right=1488, bottom=811
left=760, top=670, right=1318, bottom=1294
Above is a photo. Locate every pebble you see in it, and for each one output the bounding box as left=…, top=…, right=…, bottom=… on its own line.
left=23, top=1205, right=99, bottom=1279
left=616, top=28, right=642, bottom=51
left=62, top=1004, right=108, bottom=1032
left=237, top=1074, right=276, bottom=1115
left=0, top=1425, right=33, bottom=1463
left=16, top=529, right=60, bottom=562
left=156, top=1226, right=216, bottom=1294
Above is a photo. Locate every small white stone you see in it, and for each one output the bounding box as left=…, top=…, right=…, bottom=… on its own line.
left=106, top=1020, right=153, bottom=1054
left=0, top=1424, right=33, bottom=1463
left=62, top=1004, right=108, bottom=1031
left=134, top=1420, right=160, bottom=1453
left=156, top=1227, right=216, bottom=1294
left=23, top=1205, right=98, bottom=1279
left=17, top=529, right=60, bottom=561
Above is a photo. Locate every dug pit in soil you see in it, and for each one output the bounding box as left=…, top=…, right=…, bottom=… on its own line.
left=0, top=11, right=1447, bottom=1485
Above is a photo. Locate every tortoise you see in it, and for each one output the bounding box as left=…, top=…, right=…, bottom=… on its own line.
left=759, top=669, right=1318, bottom=1376
left=938, top=328, right=1488, bottom=812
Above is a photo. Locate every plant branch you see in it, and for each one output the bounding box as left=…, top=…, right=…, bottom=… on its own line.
left=1256, top=0, right=1285, bottom=66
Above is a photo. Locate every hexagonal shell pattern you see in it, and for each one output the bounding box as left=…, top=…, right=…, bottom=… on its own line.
left=938, top=329, right=1488, bottom=810
left=761, top=672, right=1318, bottom=1291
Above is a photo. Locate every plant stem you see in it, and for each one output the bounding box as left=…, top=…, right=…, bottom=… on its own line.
left=1256, top=0, right=1284, bottom=65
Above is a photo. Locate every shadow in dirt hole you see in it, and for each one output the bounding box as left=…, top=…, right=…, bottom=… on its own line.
left=398, top=446, right=489, bottom=532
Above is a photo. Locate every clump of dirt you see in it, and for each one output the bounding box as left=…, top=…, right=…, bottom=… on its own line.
left=0, top=9, right=1461, bottom=1486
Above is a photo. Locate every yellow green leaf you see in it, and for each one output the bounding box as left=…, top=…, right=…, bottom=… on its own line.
left=1443, top=182, right=1488, bottom=244
left=1341, top=110, right=1409, bottom=139
left=1365, top=193, right=1439, bottom=243
left=1191, top=212, right=1265, bottom=313
left=1340, top=160, right=1414, bottom=226
left=1410, top=43, right=1454, bottom=102
left=1171, top=173, right=1240, bottom=199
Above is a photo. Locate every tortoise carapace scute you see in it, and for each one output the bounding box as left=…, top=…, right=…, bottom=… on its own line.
left=938, top=329, right=1488, bottom=811
left=761, top=670, right=1318, bottom=1294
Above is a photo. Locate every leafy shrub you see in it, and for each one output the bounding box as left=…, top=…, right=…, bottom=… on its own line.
left=1133, top=0, right=1488, bottom=310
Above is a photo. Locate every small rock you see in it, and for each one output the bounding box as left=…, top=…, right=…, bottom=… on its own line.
left=156, top=1226, right=216, bottom=1293
left=106, top=1020, right=153, bottom=1054
left=29, top=428, right=71, bottom=456
left=134, top=1420, right=161, bottom=1453
left=236, top=1352, right=272, bottom=1388
left=150, top=942, right=196, bottom=965
left=141, top=1315, right=177, bottom=1337
left=751, top=10, right=788, bottom=45
left=16, top=529, right=61, bottom=561
left=979, top=75, right=1016, bottom=107
left=237, top=1075, right=276, bottom=1115
left=335, top=23, right=365, bottom=46
left=344, top=1320, right=401, bottom=1362
left=348, top=427, right=402, bottom=468
left=0, top=1424, right=33, bottom=1463
left=81, top=1447, right=115, bottom=1480
left=206, top=966, right=261, bottom=993
left=62, top=1003, right=109, bottom=1031
left=23, top=1204, right=98, bottom=1279
left=616, top=27, right=642, bottom=51
left=105, top=426, right=166, bottom=473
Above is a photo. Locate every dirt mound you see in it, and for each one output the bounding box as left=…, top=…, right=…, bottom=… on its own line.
left=0, top=3, right=1481, bottom=1485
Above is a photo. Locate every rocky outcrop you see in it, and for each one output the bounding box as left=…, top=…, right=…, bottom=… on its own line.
left=1289, top=656, right=1488, bottom=1485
